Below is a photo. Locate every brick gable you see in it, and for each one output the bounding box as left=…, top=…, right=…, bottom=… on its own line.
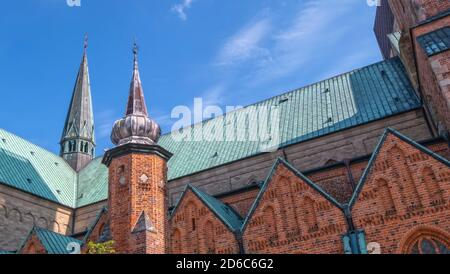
left=169, top=188, right=239, bottom=254
left=242, top=159, right=347, bottom=254
left=350, top=129, right=450, bottom=253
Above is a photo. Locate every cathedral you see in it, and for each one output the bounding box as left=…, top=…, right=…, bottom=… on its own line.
left=1, top=1, right=450, bottom=254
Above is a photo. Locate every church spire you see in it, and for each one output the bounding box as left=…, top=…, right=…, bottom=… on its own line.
left=60, top=35, right=96, bottom=171
left=125, top=41, right=148, bottom=116
left=111, top=41, right=161, bottom=146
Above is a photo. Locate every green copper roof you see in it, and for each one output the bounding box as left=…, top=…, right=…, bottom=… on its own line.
left=0, top=129, right=77, bottom=207
left=159, top=57, right=421, bottom=180
left=0, top=57, right=422, bottom=209
left=76, top=157, right=108, bottom=207
left=27, top=227, right=82, bottom=254
left=0, top=250, right=15, bottom=254
left=171, top=185, right=243, bottom=232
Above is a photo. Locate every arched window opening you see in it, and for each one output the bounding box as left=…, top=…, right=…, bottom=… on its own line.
left=408, top=237, right=450, bottom=254
left=387, top=146, right=421, bottom=211
left=402, top=228, right=450, bottom=254
left=172, top=229, right=182, bottom=254
left=376, top=178, right=396, bottom=216
left=204, top=221, right=215, bottom=254
left=263, top=206, right=278, bottom=243
left=422, top=166, right=444, bottom=206
left=303, top=196, right=318, bottom=233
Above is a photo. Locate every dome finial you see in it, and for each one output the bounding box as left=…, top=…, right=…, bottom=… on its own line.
left=110, top=43, right=161, bottom=146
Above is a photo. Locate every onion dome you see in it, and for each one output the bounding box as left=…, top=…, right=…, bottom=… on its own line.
left=111, top=43, right=161, bottom=146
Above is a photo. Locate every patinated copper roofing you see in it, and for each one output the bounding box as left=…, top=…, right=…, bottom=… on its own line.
left=60, top=36, right=96, bottom=171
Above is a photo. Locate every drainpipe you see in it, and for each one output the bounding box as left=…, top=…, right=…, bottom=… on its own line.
left=344, top=206, right=356, bottom=232
left=235, top=231, right=245, bottom=254
left=343, top=206, right=367, bottom=254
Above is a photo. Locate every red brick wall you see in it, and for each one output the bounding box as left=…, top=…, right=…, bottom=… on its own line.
left=99, top=138, right=449, bottom=254
left=169, top=190, right=239, bottom=254
left=242, top=164, right=347, bottom=254
left=306, top=166, right=354, bottom=204
left=351, top=133, right=450, bottom=254
left=418, top=0, right=450, bottom=19
left=108, top=152, right=168, bottom=254
left=20, top=234, right=46, bottom=254
left=219, top=189, right=260, bottom=218
left=412, top=16, right=450, bottom=133
left=82, top=211, right=108, bottom=253
left=389, top=0, right=450, bottom=31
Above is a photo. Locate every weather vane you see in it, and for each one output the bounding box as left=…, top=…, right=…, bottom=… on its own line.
left=84, top=33, right=88, bottom=51
left=133, top=37, right=139, bottom=56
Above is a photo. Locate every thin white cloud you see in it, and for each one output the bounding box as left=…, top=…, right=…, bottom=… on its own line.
left=171, top=0, right=194, bottom=21
left=96, top=109, right=117, bottom=139
left=201, top=84, right=227, bottom=106
left=253, top=0, right=355, bottom=82
left=216, top=19, right=272, bottom=66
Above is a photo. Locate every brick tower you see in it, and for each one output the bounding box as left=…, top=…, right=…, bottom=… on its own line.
left=386, top=0, right=450, bottom=136
left=102, top=43, right=172, bottom=254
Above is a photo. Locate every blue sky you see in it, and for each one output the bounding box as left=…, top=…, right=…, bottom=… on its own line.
left=0, top=0, right=381, bottom=155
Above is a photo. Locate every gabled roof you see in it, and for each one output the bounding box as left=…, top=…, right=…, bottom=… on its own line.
left=20, top=227, right=82, bottom=254
left=0, top=129, right=77, bottom=207
left=242, top=157, right=344, bottom=232
left=83, top=207, right=108, bottom=243
left=349, top=128, right=450, bottom=208
left=0, top=57, right=423, bottom=209
left=171, top=184, right=243, bottom=233
left=159, top=57, right=421, bottom=181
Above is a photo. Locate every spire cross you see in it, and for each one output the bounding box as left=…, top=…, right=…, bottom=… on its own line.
left=133, top=38, right=139, bottom=68
left=84, top=34, right=89, bottom=53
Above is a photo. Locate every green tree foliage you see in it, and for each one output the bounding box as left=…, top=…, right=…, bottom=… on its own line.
left=87, top=241, right=116, bottom=254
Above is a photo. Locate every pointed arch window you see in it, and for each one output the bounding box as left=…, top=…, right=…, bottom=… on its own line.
left=408, top=237, right=450, bottom=254
left=402, top=228, right=450, bottom=254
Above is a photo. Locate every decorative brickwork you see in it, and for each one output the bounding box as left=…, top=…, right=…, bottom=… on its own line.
left=242, top=161, right=347, bottom=254
left=104, top=145, right=171, bottom=254
left=351, top=131, right=450, bottom=254
left=219, top=188, right=260, bottom=218
left=412, top=15, right=450, bottom=133
left=169, top=189, right=240, bottom=254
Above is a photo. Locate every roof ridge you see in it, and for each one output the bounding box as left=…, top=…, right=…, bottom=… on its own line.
left=0, top=128, right=75, bottom=172
left=170, top=184, right=243, bottom=232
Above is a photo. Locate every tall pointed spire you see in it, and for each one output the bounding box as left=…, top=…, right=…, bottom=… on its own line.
left=60, top=35, right=96, bottom=171
left=111, top=41, right=161, bottom=146
left=126, top=41, right=148, bottom=116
